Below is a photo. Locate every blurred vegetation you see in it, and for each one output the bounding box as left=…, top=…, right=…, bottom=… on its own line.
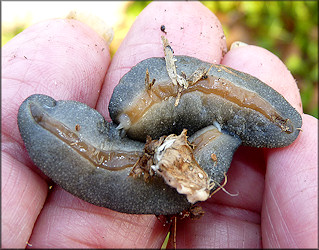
left=2, top=25, right=27, bottom=46
left=202, top=1, right=318, bottom=118
left=2, top=1, right=317, bottom=118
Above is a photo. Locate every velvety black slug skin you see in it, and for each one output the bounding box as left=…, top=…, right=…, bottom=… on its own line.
left=18, top=94, right=189, bottom=214
left=109, top=56, right=302, bottom=148
left=18, top=56, right=302, bottom=215
left=18, top=94, right=240, bottom=215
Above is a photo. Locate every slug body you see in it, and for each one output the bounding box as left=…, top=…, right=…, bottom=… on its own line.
left=109, top=56, right=302, bottom=148
left=18, top=54, right=302, bottom=215
left=18, top=94, right=240, bottom=215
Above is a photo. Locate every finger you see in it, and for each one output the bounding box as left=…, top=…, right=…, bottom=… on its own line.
left=96, top=1, right=227, bottom=119
left=28, top=187, right=169, bottom=248
left=206, top=146, right=266, bottom=211
left=170, top=201, right=262, bottom=248
left=170, top=148, right=264, bottom=248
left=1, top=153, right=48, bottom=248
left=1, top=19, right=110, bottom=248
left=28, top=2, right=228, bottom=248
left=169, top=23, right=306, bottom=249
left=262, top=114, right=318, bottom=248
left=2, top=18, right=110, bottom=165
left=221, top=45, right=316, bottom=247
left=206, top=43, right=304, bottom=216
left=221, top=44, right=303, bottom=113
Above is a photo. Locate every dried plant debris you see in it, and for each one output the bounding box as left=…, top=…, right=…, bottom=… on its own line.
left=161, top=36, right=188, bottom=89
left=131, top=129, right=212, bottom=204
left=161, top=37, right=215, bottom=106
left=144, top=68, right=156, bottom=91
left=130, top=125, right=241, bottom=204
left=158, top=205, right=205, bottom=248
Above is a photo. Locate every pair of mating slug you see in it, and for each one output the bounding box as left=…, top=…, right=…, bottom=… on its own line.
left=17, top=37, right=302, bottom=215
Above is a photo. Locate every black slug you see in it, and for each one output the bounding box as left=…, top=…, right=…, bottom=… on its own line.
left=109, top=56, right=302, bottom=148
left=17, top=39, right=302, bottom=215
left=18, top=94, right=240, bottom=215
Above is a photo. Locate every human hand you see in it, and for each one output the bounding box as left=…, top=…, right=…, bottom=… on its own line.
left=2, top=2, right=317, bottom=248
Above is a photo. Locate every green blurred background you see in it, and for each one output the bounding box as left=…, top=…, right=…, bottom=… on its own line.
left=2, top=1, right=318, bottom=118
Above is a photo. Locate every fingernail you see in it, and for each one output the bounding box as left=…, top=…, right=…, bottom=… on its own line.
left=66, top=10, right=114, bottom=45
left=230, top=41, right=248, bottom=50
